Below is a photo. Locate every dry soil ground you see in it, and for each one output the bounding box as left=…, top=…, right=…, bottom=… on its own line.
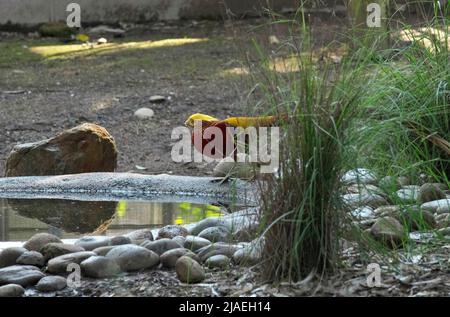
left=0, top=17, right=346, bottom=177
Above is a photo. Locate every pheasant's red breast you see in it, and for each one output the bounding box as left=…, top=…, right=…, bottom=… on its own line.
left=191, top=121, right=235, bottom=159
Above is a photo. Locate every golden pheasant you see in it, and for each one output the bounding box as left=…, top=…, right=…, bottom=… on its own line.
left=184, top=113, right=288, bottom=159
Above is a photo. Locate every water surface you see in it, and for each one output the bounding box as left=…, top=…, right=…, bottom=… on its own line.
left=0, top=198, right=224, bottom=242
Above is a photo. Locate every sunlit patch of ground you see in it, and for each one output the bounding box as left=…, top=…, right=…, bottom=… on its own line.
left=29, top=38, right=209, bottom=60
left=396, top=26, right=450, bottom=52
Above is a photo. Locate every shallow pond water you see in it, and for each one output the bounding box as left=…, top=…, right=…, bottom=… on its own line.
left=0, top=198, right=224, bottom=242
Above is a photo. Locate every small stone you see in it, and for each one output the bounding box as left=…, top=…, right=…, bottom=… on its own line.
left=0, top=284, right=25, bottom=297
left=374, top=205, right=401, bottom=217
left=0, top=247, right=27, bottom=268
left=106, top=245, right=159, bottom=271
left=232, top=241, right=263, bottom=266
left=124, top=229, right=154, bottom=244
left=378, top=176, right=399, bottom=191
left=358, top=219, right=378, bottom=229
left=160, top=248, right=198, bottom=268
left=370, top=217, right=405, bottom=248
left=35, top=276, right=67, bottom=292
left=0, top=265, right=45, bottom=287
left=175, top=256, right=205, bottom=284
left=74, top=236, right=111, bottom=251
left=421, top=199, right=450, bottom=213
left=88, top=25, right=125, bottom=35
left=342, top=168, right=377, bottom=185
left=351, top=206, right=375, bottom=220
left=40, top=243, right=85, bottom=261
left=269, top=35, right=280, bottom=45
left=397, top=275, right=414, bottom=285
left=347, top=184, right=384, bottom=195
left=23, top=233, right=62, bottom=251
left=47, top=251, right=96, bottom=274
left=172, top=236, right=186, bottom=246
left=342, top=193, right=389, bottom=209
left=418, top=183, right=447, bottom=204
left=80, top=256, right=121, bottom=278
left=196, top=243, right=242, bottom=262
left=198, top=226, right=232, bottom=243
left=395, top=186, right=420, bottom=203
left=134, top=108, right=154, bottom=120
left=16, top=251, right=45, bottom=267
left=97, top=37, right=107, bottom=44
left=435, top=214, right=450, bottom=229
left=189, top=217, right=229, bottom=236
left=184, top=235, right=211, bottom=251
left=397, top=176, right=411, bottom=187
left=92, top=246, right=116, bottom=256
left=213, top=158, right=255, bottom=179
left=157, top=225, right=189, bottom=239
left=149, top=95, right=166, bottom=103
left=141, top=238, right=181, bottom=255
left=205, top=255, right=231, bottom=268
left=110, top=236, right=132, bottom=246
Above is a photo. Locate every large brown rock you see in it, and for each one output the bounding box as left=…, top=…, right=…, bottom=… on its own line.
left=5, top=123, right=117, bottom=177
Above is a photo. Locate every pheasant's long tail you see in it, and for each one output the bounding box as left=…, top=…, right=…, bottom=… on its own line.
left=222, top=113, right=289, bottom=128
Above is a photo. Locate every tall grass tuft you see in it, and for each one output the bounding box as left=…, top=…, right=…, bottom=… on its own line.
left=354, top=12, right=450, bottom=182
left=250, top=19, right=363, bottom=281
left=249, top=0, right=450, bottom=283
